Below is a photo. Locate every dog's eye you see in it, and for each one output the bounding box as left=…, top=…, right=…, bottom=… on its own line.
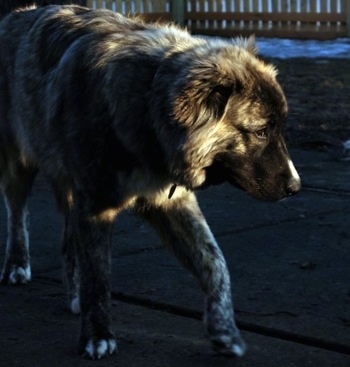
left=255, top=128, right=268, bottom=140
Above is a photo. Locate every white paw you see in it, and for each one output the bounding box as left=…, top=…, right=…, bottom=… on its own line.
left=70, top=296, right=81, bottom=315
left=211, top=334, right=246, bottom=358
left=84, top=338, right=117, bottom=359
left=8, top=265, right=31, bottom=284
left=230, top=342, right=246, bottom=357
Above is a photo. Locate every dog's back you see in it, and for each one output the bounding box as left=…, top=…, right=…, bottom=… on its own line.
left=0, top=5, right=199, bottom=184
left=0, top=6, right=144, bottom=175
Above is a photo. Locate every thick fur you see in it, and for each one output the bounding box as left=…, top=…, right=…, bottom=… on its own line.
left=0, top=5, right=300, bottom=359
left=0, top=0, right=87, bottom=17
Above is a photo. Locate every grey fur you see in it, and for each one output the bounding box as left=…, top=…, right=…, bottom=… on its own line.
left=0, top=5, right=300, bottom=359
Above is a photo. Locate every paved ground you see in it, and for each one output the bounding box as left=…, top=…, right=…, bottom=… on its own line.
left=1, top=148, right=350, bottom=366
left=274, top=58, right=350, bottom=142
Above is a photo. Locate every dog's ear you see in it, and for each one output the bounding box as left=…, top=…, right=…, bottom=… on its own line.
left=206, top=79, right=243, bottom=119
left=233, top=35, right=258, bottom=55
left=175, top=77, right=243, bottom=125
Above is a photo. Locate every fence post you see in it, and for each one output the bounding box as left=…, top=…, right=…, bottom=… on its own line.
left=171, top=0, right=185, bottom=25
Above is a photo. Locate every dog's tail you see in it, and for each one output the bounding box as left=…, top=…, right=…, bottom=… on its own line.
left=0, top=1, right=87, bottom=18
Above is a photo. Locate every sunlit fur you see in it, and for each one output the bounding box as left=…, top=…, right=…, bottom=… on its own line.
left=0, top=5, right=300, bottom=360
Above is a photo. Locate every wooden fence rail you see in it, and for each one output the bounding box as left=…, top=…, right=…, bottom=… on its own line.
left=87, top=0, right=350, bottom=39
left=87, top=0, right=173, bottom=22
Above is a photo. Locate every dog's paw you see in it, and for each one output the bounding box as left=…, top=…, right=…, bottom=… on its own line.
left=70, top=295, right=81, bottom=315
left=1, top=265, right=31, bottom=285
left=81, top=338, right=117, bottom=359
left=211, top=333, right=246, bottom=358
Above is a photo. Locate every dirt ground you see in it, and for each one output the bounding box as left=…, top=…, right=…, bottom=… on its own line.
left=271, top=58, right=350, bottom=145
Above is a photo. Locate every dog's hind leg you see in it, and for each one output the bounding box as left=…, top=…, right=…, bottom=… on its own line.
left=136, top=190, right=246, bottom=358
left=51, top=181, right=81, bottom=314
left=0, top=164, right=37, bottom=285
left=62, top=211, right=81, bottom=315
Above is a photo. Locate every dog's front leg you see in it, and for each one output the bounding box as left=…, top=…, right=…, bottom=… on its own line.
left=72, top=200, right=117, bottom=359
left=136, top=190, right=246, bottom=357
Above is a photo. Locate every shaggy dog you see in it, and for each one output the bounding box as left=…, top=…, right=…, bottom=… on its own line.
left=0, top=5, right=300, bottom=359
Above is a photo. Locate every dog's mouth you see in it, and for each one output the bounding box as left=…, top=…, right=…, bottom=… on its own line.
left=201, top=157, right=300, bottom=202
left=201, top=160, right=244, bottom=190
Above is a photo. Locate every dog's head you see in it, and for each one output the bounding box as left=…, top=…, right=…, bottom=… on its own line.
left=151, top=36, right=300, bottom=201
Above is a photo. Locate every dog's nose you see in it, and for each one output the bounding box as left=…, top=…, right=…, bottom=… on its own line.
left=285, top=159, right=301, bottom=196
left=287, top=177, right=301, bottom=196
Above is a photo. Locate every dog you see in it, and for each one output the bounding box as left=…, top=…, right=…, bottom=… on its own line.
left=0, top=4, right=301, bottom=359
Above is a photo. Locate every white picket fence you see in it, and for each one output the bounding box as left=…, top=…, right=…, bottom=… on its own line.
left=87, top=0, right=173, bottom=22
left=86, top=0, right=350, bottom=39
left=88, top=0, right=169, bottom=13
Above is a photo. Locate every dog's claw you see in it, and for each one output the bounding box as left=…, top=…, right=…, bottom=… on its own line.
left=70, top=296, right=81, bottom=315
left=211, top=333, right=246, bottom=358
left=82, top=338, right=117, bottom=359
